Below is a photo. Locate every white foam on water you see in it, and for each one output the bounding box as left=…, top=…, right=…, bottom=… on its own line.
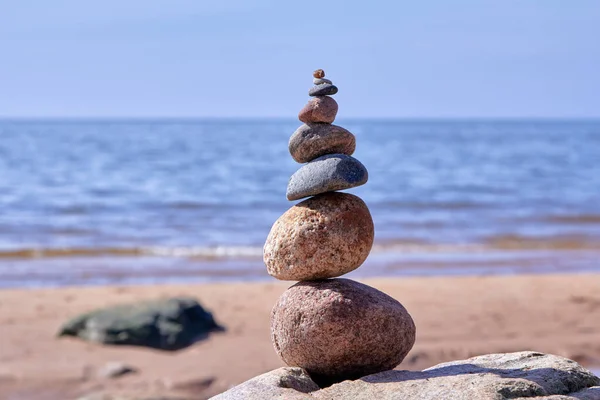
left=142, top=245, right=263, bottom=258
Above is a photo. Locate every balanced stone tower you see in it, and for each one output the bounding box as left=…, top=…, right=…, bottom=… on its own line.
left=264, top=70, right=416, bottom=386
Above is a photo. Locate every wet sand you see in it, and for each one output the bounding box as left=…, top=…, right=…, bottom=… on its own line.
left=1, top=273, right=599, bottom=399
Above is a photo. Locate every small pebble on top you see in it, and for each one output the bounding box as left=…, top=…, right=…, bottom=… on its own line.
left=313, top=69, right=325, bottom=79
left=309, top=69, right=338, bottom=97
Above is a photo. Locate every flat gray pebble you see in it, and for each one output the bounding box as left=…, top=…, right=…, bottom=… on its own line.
left=313, top=78, right=333, bottom=85
left=286, top=154, right=368, bottom=201
left=309, top=83, right=338, bottom=96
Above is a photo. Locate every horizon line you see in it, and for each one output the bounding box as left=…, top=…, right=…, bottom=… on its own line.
left=2, top=116, right=600, bottom=122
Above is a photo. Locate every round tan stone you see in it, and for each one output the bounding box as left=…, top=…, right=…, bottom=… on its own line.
left=271, top=278, right=416, bottom=385
left=263, top=192, right=374, bottom=281
left=298, top=96, right=338, bottom=124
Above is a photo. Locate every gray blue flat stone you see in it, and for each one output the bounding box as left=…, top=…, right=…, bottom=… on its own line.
left=286, top=154, right=368, bottom=201
left=309, top=83, right=338, bottom=96
left=313, top=78, right=333, bottom=85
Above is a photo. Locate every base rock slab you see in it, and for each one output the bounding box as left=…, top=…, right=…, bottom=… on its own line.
left=212, top=352, right=600, bottom=400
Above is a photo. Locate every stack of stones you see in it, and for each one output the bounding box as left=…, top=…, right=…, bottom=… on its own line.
left=264, top=69, right=416, bottom=386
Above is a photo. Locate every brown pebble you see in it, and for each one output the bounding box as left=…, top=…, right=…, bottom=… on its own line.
left=264, top=192, right=373, bottom=280
left=288, top=123, right=356, bottom=163
left=313, top=69, right=325, bottom=79
left=271, top=278, right=416, bottom=385
left=298, top=96, right=338, bottom=124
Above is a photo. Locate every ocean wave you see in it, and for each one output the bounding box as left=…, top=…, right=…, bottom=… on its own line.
left=1, top=235, right=599, bottom=261
left=143, top=246, right=263, bottom=258
left=373, top=242, right=489, bottom=253
left=374, top=235, right=600, bottom=252
left=0, top=248, right=145, bottom=259
left=539, top=214, right=600, bottom=225
left=0, top=245, right=264, bottom=260
left=483, top=234, right=600, bottom=250
left=374, top=200, right=491, bottom=211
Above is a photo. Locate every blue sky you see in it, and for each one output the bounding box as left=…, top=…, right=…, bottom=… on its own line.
left=1, top=1, right=599, bottom=118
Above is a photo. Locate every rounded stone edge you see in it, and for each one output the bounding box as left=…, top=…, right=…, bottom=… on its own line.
left=298, top=96, right=339, bottom=124
left=313, top=69, right=325, bottom=78
left=308, top=84, right=339, bottom=97
left=263, top=192, right=375, bottom=281
left=285, top=154, right=369, bottom=201
left=288, top=124, right=356, bottom=164
left=270, top=278, right=417, bottom=383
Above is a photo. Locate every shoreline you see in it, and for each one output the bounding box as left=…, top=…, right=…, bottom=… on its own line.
left=1, top=273, right=600, bottom=399
left=1, top=248, right=599, bottom=288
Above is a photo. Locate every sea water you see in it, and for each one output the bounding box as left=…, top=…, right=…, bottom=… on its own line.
left=1, top=119, right=599, bottom=287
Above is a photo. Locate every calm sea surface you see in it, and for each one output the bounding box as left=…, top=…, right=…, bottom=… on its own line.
left=1, top=119, right=599, bottom=287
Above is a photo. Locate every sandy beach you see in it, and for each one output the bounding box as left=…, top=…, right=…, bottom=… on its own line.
left=1, top=273, right=599, bottom=399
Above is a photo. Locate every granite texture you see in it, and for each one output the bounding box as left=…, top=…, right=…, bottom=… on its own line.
left=264, top=192, right=374, bottom=280
left=298, top=96, right=338, bottom=124
left=316, top=352, right=600, bottom=400
left=214, top=352, right=600, bottom=400
left=210, top=367, right=317, bottom=400
left=286, top=154, right=368, bottom=201
left=270, top=278, right=416, bottom=385
left=288, top=123, right=356, bottom=163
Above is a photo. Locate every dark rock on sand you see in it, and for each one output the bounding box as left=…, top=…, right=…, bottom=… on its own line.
left=214, top=352, right=600, bottom=399
left=264, top=193, right=374, bottom=281
left=286, top=154, right=368, bottom=201
left=309, top=83, right=338, bottom=96
left=59, top=297, right=224, bottom=351
left=270, top=278, right=416, bottom=385
left=289, top=123, right=355, bottom=163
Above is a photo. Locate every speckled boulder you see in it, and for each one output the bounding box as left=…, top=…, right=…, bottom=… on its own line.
left=298, top=96, right=338, bottom=124
left=264, top=193, right=374, bottom=281
left=271, top=278, right=416, bottom=385
left=286, top=154, right=368, bottom=201
left=289, top=123, right=356, bottom=163
left=215, top=352, right=600, bottom=400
